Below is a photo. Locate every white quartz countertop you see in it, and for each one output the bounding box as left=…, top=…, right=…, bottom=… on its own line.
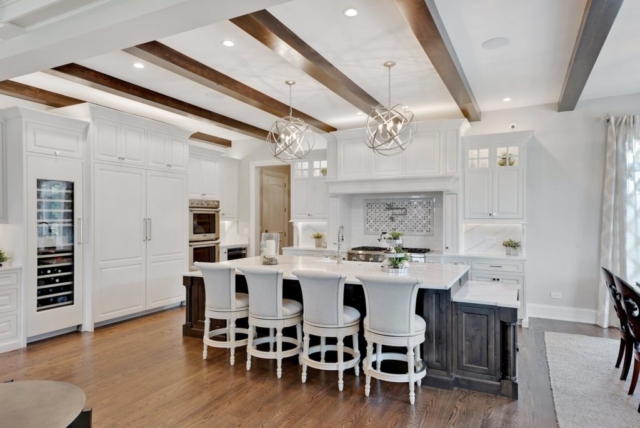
left=452, top=281, right=520, bottom=308
left=282, top=246, right=335, bottom=253
left=185, top=255, right=469, bottom=290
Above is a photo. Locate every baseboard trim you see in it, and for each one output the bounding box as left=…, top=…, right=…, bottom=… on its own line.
left=94, top=302, right=183, bottom=329
left=527, top=304, right=597, bottom=324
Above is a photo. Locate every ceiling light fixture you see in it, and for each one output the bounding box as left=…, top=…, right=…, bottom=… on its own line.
left=482, top=37, right=510, bottom=50
left=357, top=111, right=364, bottom=115
left=266, top=80, right=315, bottom=162
left=222, top=40, right=235, bottom=47
left=503, top=97, right=511, bottom=102
left=364, top=61, right=416, bottom=156
left=133, top=62, right=145, bottom=69
left=344, top=8, right=358, bottom=17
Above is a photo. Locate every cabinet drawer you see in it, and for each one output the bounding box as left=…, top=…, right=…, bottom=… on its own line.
left=0, top=272, right=18, bottom=288
left=471, top=259, right=524, bottom=273
left=0, top=287, right=18, bottom=313
left=443, top=258, right=470, bottom=266
left=0, top=313, right=18, bottom=343
left=470, top=272, right=523, bottom=285
left=26, top=122, right=84, bottom=158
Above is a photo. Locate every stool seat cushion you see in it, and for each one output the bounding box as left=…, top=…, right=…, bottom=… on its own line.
left=235, top=293, right=249, bottom=309
left=343, top=305, right=361, bottom=324
left=363, top=314, right=426, bottom=336
left=282, top=299, right=303, bottom=316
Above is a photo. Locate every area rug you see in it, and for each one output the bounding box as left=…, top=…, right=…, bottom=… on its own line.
left=545, top=332, right=639, bottom=428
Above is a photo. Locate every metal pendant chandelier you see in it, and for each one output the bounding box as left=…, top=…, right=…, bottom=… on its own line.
left=266, top=80, right=315, bottom=162
left=364, top=61, right=416, bottom=156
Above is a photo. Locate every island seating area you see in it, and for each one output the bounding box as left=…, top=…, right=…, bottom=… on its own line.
left=183, top=255, right=520, bottom=401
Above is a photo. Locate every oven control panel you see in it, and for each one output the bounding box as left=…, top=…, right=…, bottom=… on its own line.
left=189, top=199, right=220, bottom=209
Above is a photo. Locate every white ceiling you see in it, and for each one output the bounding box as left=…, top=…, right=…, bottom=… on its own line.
left=435, top=0, right=588, bottom=112
left=581, top=0, right=640, bottom=101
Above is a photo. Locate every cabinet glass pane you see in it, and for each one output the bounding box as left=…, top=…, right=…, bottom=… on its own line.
left=468, top=148, right=490, bottom=169
left=497, top=146, right=518, bottom=167
left=36, top=179, right=75, bottom=311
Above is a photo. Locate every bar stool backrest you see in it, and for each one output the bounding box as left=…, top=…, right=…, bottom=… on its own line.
left=356, top=275, right=423, bottom=335
left=239, top=266, right=284, bottom=319
left=614, top=275, right=640, bottom=342
left=293, top=270, right=346, bottom=327
left=195, top=262, right=237, bottom=311
left=602, top=267, right=628, bottom=329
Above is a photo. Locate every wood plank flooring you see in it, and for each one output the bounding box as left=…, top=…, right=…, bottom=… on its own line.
left=0, top=308, right=621, bottom=427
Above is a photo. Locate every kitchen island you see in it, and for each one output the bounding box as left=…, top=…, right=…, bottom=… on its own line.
left=183, top=256, right=519, bottom=399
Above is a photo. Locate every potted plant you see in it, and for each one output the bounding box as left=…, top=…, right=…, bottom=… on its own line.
left=502, top=239, right=521, bottom=256
left=312, top=232, right=324, bottom=248
left=382, top=246, right=409, bottom=272
left=0, top=249, right=9, bottom=267
left=386, top=231, right=404, bottom=247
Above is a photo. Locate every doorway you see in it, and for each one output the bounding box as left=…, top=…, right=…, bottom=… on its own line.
left=259, top=165, right=292, bottom=253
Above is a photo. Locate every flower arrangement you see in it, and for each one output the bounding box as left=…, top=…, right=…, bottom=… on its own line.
left=386, top=246, right=409, bottom=269
left=502, top=239, right=521, bottom=256
left=389, top=231, right=404, bottom=239
left=312, top=233, right=324, bottom=239
left=0, top=249, right=9, bottom=266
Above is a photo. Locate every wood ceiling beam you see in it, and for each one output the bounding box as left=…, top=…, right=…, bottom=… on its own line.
left=558, top=0, right=624, bottom=112
left=0, top=79, right=232, bottom=148
left=231, top=10, right=380, bottom=113
left=124, top=41, right=336, bottom=133
left=394, top=0, right=481, bottom=122
left=0, top=80, right=83, bottom=108
left=47, top=63, right=269, bottom=140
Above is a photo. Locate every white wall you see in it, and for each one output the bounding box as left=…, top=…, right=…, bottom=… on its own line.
left=467, top=92, right=640, bottom=317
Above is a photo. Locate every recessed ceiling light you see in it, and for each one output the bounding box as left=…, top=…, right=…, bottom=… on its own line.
left=133, top=62, right=145, bottom=69
left=344, top=8, right=358, bottom=17
left=503, top=97, right=511, bottom=102
left=482, top=37, right=510, bottom=50
left=222, top=40, right=235, bottom=47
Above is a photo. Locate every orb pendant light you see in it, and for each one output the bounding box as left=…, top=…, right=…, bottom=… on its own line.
left=365, top=61, right=416, bottom=156
left=266, top=80, right=315, bottom=162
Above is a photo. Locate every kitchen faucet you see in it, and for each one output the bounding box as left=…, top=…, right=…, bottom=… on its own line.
left=337, top=225, right=345, bottom=264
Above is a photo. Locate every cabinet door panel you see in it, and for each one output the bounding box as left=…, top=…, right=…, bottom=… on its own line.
left=311, top=179, right=327, bottom=218
left=456, top=304, right=497, bottom=377
left=26, top=122, right=84, bottom=158
left=169, top=138, right=187, bottom=172
left=404, top=131, right=441, bottom=175
left=465, top=169, right=492, bottom=219
left=292, top=178, right=311, bottom=218
left=201, top=159, right=219, bottom=198
left=147, top=132, right=168, bottom=169
left=371, top=151, right=402, bottom=176
left=338, top=139, right=368, bottom=178
left=444, top=129, right=459, bottom=174
left=220, top=163, right=238, bottom=218
left=147, top=258, right=185, bottom=308
left=494, top=168, right=523, bottom=218
left=444, top=194, right=458, bottom=253
left=93, top=118, right=119, bottom=162
left=121, top=124, right=145, bottom=165
left=94, top=164, right=146, bottom=321
left=188, top=156, right=201, bottom=198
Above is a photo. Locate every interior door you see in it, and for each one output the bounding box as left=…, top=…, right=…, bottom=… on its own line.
left=146, top=170, right=187, bottom=309
left=27, top=155, right=84, bottom=337
left=94, top=163, right=146, bottom=322
left=261, top=170, right=288, bottom=250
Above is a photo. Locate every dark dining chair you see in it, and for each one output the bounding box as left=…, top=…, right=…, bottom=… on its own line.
left=613, top=275, right=640, bottom=412
left=602, top=267, right=632, bottom=379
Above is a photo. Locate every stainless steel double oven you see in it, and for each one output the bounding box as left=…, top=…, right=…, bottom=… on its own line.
left=189, top=199, right=220, bottom=269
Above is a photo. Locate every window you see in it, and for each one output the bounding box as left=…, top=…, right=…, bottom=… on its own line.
left=468, top=148, right=489, bottom=168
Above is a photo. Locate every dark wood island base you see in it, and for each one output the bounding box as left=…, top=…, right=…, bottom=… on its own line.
left=183, top=272, right=518, bottom=399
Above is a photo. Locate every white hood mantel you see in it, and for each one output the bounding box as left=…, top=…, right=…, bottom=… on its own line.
left=326, top=175, right=459, bottom=195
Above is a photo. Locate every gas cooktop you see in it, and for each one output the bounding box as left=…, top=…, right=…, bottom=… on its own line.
left=346, top=246, right=431, bottom=263
left=349, top=246, right=431, bottom=254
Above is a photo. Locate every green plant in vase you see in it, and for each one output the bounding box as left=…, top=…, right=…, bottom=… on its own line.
left=502, top=239, right=521, bottom=256
left=312, top=232, right=324, bottom=248
left=389, top=231, right=404, bottom=240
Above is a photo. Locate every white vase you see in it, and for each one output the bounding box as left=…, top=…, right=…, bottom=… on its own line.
left=505, top=247, right=512, bottom=256
left=315, top=238, right=323, bottom=248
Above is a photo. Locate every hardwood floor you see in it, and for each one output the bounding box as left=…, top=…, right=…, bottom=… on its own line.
left=0, top=308, right=620, bottom=427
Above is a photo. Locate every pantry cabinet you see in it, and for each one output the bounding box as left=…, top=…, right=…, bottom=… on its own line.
left=219, top=161, right=238, bottom=220
left=463, top=132, right=531, bottom=221
left=147, top=131, right=188, bottom=173
left=189, top=155, right=219, bottom=199
left=93, top=117, right=145, bottom=166
left=291, top=155, right=327, bottom=220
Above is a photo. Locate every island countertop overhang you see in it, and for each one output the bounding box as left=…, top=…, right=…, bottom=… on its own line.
left=184, top=255, right=469, bottom=290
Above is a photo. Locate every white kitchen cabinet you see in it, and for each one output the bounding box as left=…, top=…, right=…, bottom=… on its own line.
left=338, top=139, right=369, bottom=179
left=146, top=169, right=187, bottom=309
left=444, top=193, right=458, bottom=253
left=291, top=158, right=327, bottom=220
left=371, top=148, right=403, bottom=177
left=147, top=131, right=188, bottom=172
left=404, top=130, right=441, bottom=176
left=219, top=161, right=238, bottom=220
left=188, top=155, right=219, bottom=200
left=0, top=268, right=22, bottom=353
left=25, top=120, right=85, bottom=159
left=463, top=132, right=530, bottom=221
left=93, top=118, right=145, bottom=166
left=94, top=163, right=147, bottom=322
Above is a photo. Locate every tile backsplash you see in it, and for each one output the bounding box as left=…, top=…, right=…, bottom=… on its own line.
left=294, top=222, right=328, bottom=247
left=352, top=193, right=443, bottom=251
left=365, top=199, right=433, bottom=235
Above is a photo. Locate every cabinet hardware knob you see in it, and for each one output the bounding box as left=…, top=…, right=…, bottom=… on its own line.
left=489, top=213, right=492, bottom=216
left=490, top=265, right=503, bottom=268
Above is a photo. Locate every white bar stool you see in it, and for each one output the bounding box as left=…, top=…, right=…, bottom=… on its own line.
left=292, top=270, right=361, bottom=391
left=239, top=266, right=303, bottom=379
left=195, top=262, right=252, bottom=366
left=356, top=275, right=426, bottom=405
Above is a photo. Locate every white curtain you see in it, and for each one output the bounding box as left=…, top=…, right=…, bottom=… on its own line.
left=598, top=115, right=640, bottom=327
